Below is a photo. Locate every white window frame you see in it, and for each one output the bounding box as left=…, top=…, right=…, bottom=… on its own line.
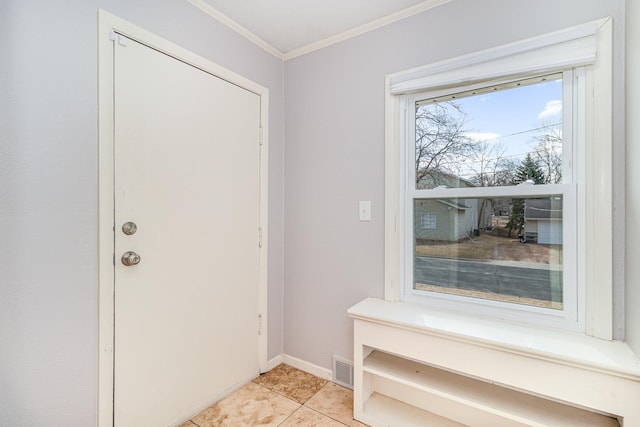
left=403, top=71, right=580, bottom=330
left=384, top=18, right=613, bottom=337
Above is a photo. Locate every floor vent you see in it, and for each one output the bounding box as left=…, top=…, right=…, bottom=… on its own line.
left=332, top=355, right=354, bottom=389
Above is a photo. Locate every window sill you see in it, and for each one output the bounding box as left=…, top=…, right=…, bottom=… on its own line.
left=348, top=298, right=640, bottom=380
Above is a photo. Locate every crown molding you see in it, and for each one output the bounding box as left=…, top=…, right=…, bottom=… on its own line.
left=188, top=0, right=452, bottom=62
left=187, top=0, right=285, bottom=60
left=283, top=0, right=452, bottom=60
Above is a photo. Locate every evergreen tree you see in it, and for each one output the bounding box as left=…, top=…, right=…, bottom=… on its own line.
left=507, top=199, right=526, bottom=237
left=507, top=154, right=545, bottom=237
left=514, top=153, right=545, bottom=185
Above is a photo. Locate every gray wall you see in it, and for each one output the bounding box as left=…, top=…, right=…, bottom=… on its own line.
left=0, top=1, right=284, bottom=425
left=283, top=0, right=626, bottom=370
left=626, top=0, right=640, bottom=357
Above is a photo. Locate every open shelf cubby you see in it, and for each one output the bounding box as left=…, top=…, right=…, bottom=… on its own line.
left=349, top=299, right=639, bottom=427
left=360, top=350, right=619, bottom=427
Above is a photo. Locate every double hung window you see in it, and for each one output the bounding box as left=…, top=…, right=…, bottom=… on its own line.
left=402, top=72, right=580, bottom=327
left=385, top=18, right=613, bottom=333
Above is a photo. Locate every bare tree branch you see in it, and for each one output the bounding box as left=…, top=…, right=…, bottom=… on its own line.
left=415, top=101, right=477, bottom=187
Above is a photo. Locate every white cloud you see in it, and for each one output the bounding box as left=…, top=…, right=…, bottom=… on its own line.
left=464, top=132, right=501, bottom=142
left=538, top=100, right=562, bottom=120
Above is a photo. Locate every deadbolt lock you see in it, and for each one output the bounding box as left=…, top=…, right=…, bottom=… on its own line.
left=121, top=251, right=141, bottom=266
left=122, top=222, right=137, bottom=235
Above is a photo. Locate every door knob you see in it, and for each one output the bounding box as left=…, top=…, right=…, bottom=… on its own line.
left=122, top=222, right=137, bottom=235
left=121, top=251, right=141, bottom=266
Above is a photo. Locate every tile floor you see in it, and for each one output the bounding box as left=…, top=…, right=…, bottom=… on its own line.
left=179, top=364, right=368, bottom=427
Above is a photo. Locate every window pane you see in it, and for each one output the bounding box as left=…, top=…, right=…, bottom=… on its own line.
left=415, top=75, right=563, bottom=189
left=413, top=196, right=563, bottom=309
left=421, top=213, right=436, bottom=229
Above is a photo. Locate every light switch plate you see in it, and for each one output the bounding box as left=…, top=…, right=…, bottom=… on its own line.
left=359, top=201, right=372, bottom=221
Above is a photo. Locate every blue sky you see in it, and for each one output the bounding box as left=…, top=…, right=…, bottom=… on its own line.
left=457, top=78, right=563, bottom=161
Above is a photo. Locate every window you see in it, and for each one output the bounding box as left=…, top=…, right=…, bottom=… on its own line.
left=384, top=18, right=613, bottom=334
left=404, top=73, right=577, bottom=323
left=420, top=213, right=437, bottom=229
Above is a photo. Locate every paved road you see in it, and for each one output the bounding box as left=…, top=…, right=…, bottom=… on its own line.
left=414, top=256, right=562, bottom=303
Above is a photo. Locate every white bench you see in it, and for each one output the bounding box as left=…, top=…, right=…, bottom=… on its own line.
left=349, top=298, right=640, bottom=426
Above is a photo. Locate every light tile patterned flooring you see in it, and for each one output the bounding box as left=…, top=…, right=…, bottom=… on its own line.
left=179, top=364, right=368, bottom=427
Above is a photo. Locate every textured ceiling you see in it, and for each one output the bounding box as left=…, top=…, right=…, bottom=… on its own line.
left=199, top=0, right=448, bottom=56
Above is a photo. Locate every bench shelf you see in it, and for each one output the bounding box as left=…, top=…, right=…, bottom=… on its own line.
left=349, top=298, right=640, bottom=426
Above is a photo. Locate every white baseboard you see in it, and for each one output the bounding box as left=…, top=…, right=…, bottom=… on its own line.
left=264, top=354, right=284, bottom=372
left=263, top=353, right=333, bottom=381
left=282, top=354, right=333, bottom=381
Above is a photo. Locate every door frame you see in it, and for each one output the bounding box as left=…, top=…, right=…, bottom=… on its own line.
left=97, top=9, right=269, bottom=427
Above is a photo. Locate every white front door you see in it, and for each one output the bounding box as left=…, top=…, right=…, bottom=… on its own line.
left=113, top=35, right=261, bottom=426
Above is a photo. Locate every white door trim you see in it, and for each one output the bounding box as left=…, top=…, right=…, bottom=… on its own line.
left=97, top=9, right=269, bottom=427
